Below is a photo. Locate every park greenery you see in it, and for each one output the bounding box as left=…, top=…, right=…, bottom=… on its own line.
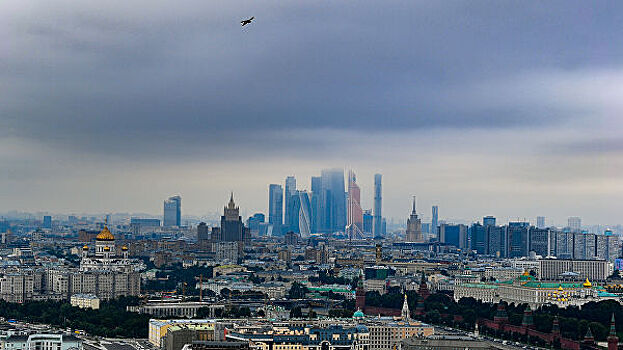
left=0, top=296, right=150, bottom=338
left=143, top=264, right=214, bottom=295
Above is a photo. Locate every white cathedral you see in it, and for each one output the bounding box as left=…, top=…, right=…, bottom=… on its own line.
left=80, top=225, right=141, bottom=273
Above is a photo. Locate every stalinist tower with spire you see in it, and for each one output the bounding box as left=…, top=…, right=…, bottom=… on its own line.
left=405, top=196, right=423, bottom=242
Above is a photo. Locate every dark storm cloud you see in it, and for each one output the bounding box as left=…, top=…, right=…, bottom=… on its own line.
left=1, top=0, right=623, bottom=159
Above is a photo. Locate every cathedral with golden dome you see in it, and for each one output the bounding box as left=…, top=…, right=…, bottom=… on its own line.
left=80, top=225, right=140, bottom=273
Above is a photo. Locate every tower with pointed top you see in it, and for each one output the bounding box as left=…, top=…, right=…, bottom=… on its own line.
left=583, top=326, right=595, bottom=345
left=608, top=313, right=619, bottom=350
left=401, top=294, right=410, bottom=321
left=355, top=275, right=366, bottom=311
left=405, top=196, right=423, bottom=242
left=217, top=193, right=247, bottom=256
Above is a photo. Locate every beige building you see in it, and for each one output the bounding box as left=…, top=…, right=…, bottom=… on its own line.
left=367, top=321, right=434, bottom=350
left=70, top=293, right=100, bottom=309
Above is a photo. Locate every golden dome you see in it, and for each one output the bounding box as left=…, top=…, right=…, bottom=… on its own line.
left=558, top=285, right=563, bottom=291
left=121, top=246, right=128, bottom=251
left=96, top=226, right=115, bottom=241
left=104, top=246, right=111, bottom=251
left=583, top=278, right=592, bottom=288
left=83, top=245, right=89, bottom=250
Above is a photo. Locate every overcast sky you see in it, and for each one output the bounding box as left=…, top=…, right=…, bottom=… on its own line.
left=2, top=1, right=623, bottom=226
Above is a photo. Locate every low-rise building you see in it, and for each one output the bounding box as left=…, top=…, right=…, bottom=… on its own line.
left=70, top=294, right=100, bottom=309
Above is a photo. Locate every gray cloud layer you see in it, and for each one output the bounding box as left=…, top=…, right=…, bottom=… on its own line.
left=1, top=1, right=622, bottom=224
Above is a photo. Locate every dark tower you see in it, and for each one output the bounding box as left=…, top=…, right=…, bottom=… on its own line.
left=608, top=313, right=619, bottom=350
left=355, top=276, right=365, bottom=311
left=521, top=305, right=535, bottom=329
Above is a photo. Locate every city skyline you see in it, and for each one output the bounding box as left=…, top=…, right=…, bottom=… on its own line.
left=2, top=1, right=623, bottom=225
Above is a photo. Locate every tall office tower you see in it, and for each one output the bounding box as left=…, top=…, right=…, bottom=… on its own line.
left=508, top=222, right=529, bottom=258
left=310, top=176, right=322, bottom=233
left=486, top=225, right=507, bottom=258
left=568, top=216, right=582, bottom=232
left=163, top=195, right=181, bottom=227
left=284, top=176, right=297, bottom=230
left=551, top=230, right=573, bottom=259
left=469, top=223, right=487, bottom=254
left=292, top=191, right=312, bottom=238
left=268, top=184, right=284, bottom=232
left=373, top=174, right=383, bottom=237
left=536, top=216, right=546, bottom=229
left=405, top=197, right=423, bottom=242
left=483, top=216, right=496, bottom=227
left=431, top=206, right=439, bottom=238
left=528, top=227, right=550, bottom=257
left=439, top=224, right=468, bottom=249
left=346, top=170, right=364, bottom=239
left=320, top=169, right=347, bottom=233
left=43, top=216, right=52, bottom=229
left=573, top=231, right=596, bottom=260
left=363, top=210, right=373, bottom=234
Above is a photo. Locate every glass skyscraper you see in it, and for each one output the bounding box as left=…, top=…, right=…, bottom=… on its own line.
left=268, top=184, right=283, bottom=232
left=163, top=195, right=181, bottom=227
left=373, top=173, right=382, bottom=237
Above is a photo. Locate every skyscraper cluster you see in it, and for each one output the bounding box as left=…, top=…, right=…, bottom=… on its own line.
left=267, top=169, right=385, bottom=238
left=467, top=216, right=617, bottom=261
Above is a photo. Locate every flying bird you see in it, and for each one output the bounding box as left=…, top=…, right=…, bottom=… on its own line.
left=241, top=17, right=254, bottom=26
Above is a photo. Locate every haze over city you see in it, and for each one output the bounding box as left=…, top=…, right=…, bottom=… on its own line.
left=2, top=1, right=623, bottom=225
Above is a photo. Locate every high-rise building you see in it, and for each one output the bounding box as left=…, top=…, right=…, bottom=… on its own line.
left=363, top=210, right=373, bottom=234
left=284, top=176, right=297, bottom=231
left=247, top=213, right=265, bottom=237
left=431, top=206, right=439, bottom=238
left=536, top=216, right=546, bottom=229
left=310, top=176, right=322, bottom=234
left=268, top=184, right=283, bottom=232
left=483, top=216, right=496, bottom=227
left=469, top=223, right=487, bottom=254
left=405, top=197, right=423, bottom=242
left=43, top=216, right=52, bottom=229
left=439, top=224, right=468, bottom=249
left=291, top=191, right=312, bottom=237
left=568, top=216, right=582, bottom=232
left=197, top=222, right=210, bottom=246
left=487, top=225, right=507, bottom=258
left=346, top=170, right=364, bottom=239
left=373, top=174, right=383, bottom=237
left=163, top=196, right=181, bottom=227
left=508, top=222, right=529, bottom=258
left=528, top=227, right=550, bottom=257
left=213, top=194, right=247, bottom=257
left=319, top=169, right=346, bottom=233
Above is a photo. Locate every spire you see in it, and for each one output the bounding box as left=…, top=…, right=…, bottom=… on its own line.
left=608, top=313, right=619, bottom=349
left=228, top=192, right=236, bottom=209
left=412, top=196, right=416, bottom=214
left=584, top=326, right=594, bottom=344
left=401, top=294, right=410, bottom=321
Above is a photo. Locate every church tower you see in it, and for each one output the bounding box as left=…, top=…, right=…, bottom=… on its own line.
left=401, top=294, right=410, bottom=321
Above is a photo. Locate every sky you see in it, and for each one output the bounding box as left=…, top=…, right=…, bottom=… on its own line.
left=1, top=1, right=623, bottom=226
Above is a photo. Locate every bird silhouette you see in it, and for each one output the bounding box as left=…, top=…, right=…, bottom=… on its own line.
left=241, top=17, right=254, bottom=26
